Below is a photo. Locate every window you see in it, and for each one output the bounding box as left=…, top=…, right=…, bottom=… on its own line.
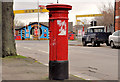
left=87, top=28, right=104, bottom=33
left=93, top=28, right=104, bottom=32
left=113, top=31, right=119, bottom=36
left=119, top=31, right=120, bottom=36
left=87, top=29, right=93, bottom=33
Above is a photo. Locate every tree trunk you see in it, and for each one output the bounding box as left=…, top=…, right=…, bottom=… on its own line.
left=2, top=2, right=17, bottom=57
left=0, top=1, right=2, bottom=57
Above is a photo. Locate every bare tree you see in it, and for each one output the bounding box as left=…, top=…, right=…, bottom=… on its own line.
left=77, top=18, right=90, bottom=25
left=94, top=2, right=114, bottom=26
left=2, top=1, right=17, bottom=57
left=14, top=19, right=25, bottom=26
left=81, top=19, right=90, bottom=25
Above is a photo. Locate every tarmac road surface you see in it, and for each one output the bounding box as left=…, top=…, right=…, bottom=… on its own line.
left=16, top=40, right=118, bottom=80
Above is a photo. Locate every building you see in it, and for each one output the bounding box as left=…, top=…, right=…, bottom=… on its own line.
left=35, top=22, right=73, bottom=32
left=115, top=0, right=120, bottom=31
left=14, top=22, right=49, bottom=40
left=73, top=24, right=89, bottom=36
left=14, top=22, right=73, bottom=40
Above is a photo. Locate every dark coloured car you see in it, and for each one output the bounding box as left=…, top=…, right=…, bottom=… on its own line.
left=82, top=26, right=112, bottom=47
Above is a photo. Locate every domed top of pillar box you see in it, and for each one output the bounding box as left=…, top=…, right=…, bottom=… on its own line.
left=46, top=4, right=72, bottom=10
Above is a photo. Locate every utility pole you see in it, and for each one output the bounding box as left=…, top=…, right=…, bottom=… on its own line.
left=93, top=21, right=94, bottom=26
left=38, top=0, right=40, bottom=40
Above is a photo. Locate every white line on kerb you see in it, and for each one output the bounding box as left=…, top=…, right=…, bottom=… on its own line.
left=74, top=75, right=90, bottom=80
left=44, top=64, right=49, bottom=66
left=38, top=50, right=49, bottom=54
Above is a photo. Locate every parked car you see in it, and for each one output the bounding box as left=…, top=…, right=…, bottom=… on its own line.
left=82, top=26, right=112, bottom=47
left=109, top=30, right=120, bottom=48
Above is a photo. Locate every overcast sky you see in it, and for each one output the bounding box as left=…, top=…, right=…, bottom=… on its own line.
left=13, top=0, right=115, bottom=25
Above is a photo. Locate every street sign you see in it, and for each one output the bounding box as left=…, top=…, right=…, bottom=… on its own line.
left=14, top=9, right=49, bottom=14
left=78, top=30, right=81, bottom=35
left=39, top=5, right=46, bottom=9
left=115, top=16, right=120, bottom=19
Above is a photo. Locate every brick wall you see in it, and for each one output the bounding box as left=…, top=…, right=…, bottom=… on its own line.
left=115, top=0, right=120, bottom=31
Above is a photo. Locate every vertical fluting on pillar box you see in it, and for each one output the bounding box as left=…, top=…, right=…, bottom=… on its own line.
left=46, top=4, right=72, bottom=80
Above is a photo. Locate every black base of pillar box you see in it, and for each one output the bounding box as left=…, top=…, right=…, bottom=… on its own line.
left=49, top=61, right=68, bottom=80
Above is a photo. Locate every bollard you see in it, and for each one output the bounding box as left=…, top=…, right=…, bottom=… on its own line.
left=46, top=4, right=72, bottom=80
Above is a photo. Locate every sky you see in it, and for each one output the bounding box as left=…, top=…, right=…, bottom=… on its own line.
left=13, top=0, right=115, bottom=26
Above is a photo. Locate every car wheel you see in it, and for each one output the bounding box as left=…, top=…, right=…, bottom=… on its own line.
left=82, top=40, right=87, bottom=46
left=97, top=43, right=100, bottom=47
left=92, top=40, right=96, bottom=47
left=110, top=41, right=115, bottom=48
left=106, top=41, right=110, bottom=46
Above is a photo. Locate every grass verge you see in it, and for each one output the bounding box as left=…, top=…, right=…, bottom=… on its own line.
left=5, top=55, right=27, bottom=58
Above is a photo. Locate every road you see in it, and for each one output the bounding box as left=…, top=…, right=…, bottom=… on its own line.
left=16, top=40, right=118, bottom=80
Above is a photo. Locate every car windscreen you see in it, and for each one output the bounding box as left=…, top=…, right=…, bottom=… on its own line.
left=119, top=31, right=120, bottom=36
left=113, top=31, right=120, bottom=36
left=93, top=28, right=104, bottom=32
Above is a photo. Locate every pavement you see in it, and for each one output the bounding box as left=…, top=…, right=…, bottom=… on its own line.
left=2, top=56, right=82, bottom=80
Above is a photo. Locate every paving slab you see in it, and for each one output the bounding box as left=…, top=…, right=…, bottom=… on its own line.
left=2, top=57, right=82, bottom=81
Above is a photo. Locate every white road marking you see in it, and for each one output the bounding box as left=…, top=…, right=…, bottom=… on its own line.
left=28, top=48, right=31, bottom=50
left=23, top=47, right=31, bottom=50
left=24, top=47, right=28, bottom=49
left=38, top=50, right=49, bottom=54
left=69, top=46, right=76, bottom=47
left=81, top=47, right=102, bottom=48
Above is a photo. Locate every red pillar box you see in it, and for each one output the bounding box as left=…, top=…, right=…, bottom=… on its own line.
left=115, top=0, right=120, bottom=31
left=46, top=4, right=72, bottom=80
